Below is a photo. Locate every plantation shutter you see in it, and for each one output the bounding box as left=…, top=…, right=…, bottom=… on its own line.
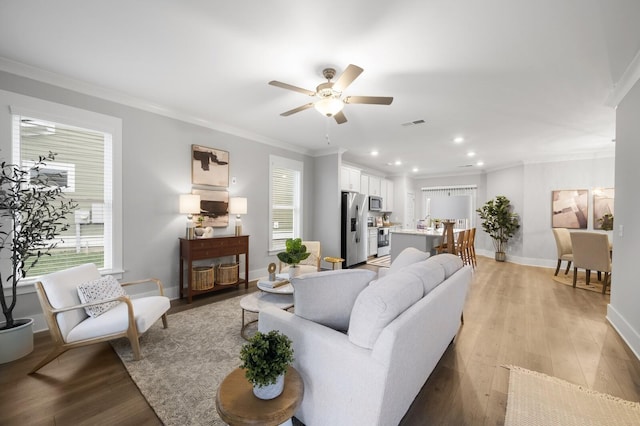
left=269, top=156, right=302, bottom=252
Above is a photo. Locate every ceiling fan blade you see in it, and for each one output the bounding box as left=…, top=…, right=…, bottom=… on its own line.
left=280, top=103, right=315, bottom=116
left=334, top=110, right=347, bottom=124
left=269, top=80, right=316, bottom=97
left=332, top=64, right=364, bottom=92
left=344, top=96, right=394, bottom=105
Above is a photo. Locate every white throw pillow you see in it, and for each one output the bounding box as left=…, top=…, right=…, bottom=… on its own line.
left=348, top=271, right=424, bottom=349
left=292, top=269, right=376, bottom=331
left=427, top=253, right=463, bottom=278
left=77, top=275, right=127, bottom=318
left=388, top=247, right=430, bottom=274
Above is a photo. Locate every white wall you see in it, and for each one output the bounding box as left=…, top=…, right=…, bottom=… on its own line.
left=312, top=153, right=341, bottom=268
left=608, top=78, right=640, bottom=359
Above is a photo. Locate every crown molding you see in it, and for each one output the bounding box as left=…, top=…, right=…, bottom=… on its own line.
left=606, top=48, right=640, bottom=107
left=0, top=57, right=311, bottom=156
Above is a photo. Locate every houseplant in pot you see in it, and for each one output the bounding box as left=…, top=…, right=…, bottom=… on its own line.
left=476, top=195, right=520, bottom=262
left=0, top=152, right=77, bottom=363
left=276, top=238, right=310, bottom=278
left=239, top=330, right=294, bottom=399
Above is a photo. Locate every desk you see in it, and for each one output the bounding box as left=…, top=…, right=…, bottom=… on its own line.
left=179, top=235, right=249, bottom=303
left=216, top=366, right=303, bottom=426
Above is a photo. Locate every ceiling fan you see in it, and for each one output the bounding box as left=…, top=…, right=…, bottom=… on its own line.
left=269, top=64, right=393, bottom=124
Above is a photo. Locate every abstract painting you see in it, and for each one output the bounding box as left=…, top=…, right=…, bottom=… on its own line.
left=552, top=189, right=588, bottom=229
left=191, top=145, right=229, bottom=187
left=593, top=188, right=614, bottom=230
left=192, top=189, right=229, bottom=228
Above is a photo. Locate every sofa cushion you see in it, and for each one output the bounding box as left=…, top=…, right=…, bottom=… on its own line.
left=292, top=269, right=377, bottom=331
left=403, top=260, right=446, bottom=295
left=427, top=253, right=463, bottom=278
left=77, top=275, right=127, bottom=318
left=348, top=271, right=424, bottom=349
left=388, top=247, right=430, bottom=274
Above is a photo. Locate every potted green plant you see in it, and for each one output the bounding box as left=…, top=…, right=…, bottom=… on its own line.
left=598, top=213, right=614, bottom=231
left=276, top=238, right=310, bottom=278
left=0, top=152, right=77, bottom=363
left=476, top=195, right=520, bottom=262
left=239, top=330, right=294, bottom=400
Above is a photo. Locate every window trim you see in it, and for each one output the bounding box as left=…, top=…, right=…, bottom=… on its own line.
left=268, top=155, right=303, bottom=254
left=5, top=91, right=123, bottom=286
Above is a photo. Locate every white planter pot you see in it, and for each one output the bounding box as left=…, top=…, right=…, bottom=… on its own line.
left=253, top=373, right=285, bottom=400
left=288, top=266, right=300, bottom=279
left=0, top=318, right=34, bottom=364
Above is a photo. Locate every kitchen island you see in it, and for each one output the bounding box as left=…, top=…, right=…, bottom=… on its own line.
left=390, top=229, right=445, bottom=262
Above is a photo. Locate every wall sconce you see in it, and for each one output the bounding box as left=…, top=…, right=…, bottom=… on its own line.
left=229, top=197, right=247, bottom=236
left=179, top=194, right=201, bottom=239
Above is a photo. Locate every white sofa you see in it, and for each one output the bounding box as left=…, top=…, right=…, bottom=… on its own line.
left=259, top=251, right=472, bottom=426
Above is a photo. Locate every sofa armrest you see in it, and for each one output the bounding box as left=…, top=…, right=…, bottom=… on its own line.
left=259, top=306, right=387, bottom=425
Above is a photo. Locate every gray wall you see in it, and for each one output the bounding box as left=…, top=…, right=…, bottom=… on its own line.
left=608, top=78, right=640, bottom=358
left=0, top=70, right=314, bottom=330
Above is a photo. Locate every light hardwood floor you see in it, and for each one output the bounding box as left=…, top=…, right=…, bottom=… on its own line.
left=1, top=256, right=639, bottom=425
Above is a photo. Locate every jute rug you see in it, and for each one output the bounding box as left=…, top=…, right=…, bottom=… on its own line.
left=111, top=295, right=251, bottom=426
left=552, top=271, right=610, bottom=294
left=367, top=255, right=390, bottom=268
left=504, top=365, right=640, bottom=426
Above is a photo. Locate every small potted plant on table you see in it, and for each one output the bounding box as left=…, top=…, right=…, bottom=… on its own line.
left=240, top=330, right=294, bottom=399
left=276, top=238, right=310, bottom=278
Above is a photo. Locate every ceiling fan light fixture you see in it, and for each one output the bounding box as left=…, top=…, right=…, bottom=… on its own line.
left=314, top=97, right=344, bottom=117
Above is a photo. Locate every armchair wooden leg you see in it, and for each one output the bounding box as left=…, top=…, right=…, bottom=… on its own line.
left=585, top=269, right=591, bottom=286
left=602, top=273, right=610, bottom=294
left=30, top=346, right=69, bottom=374
left=573, top=267, right=578, bottom=287
left=565, top=261, right=572, bottom=275
left=555, top=259, right=561, bottom=276
left=161, top=313, right=169, bottom=329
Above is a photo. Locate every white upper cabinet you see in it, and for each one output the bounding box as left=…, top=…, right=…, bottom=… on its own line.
left=369, top=176, right=381, bottom=196
left=340, top=166, right=361, bottom=192
left=360, top=174, right=369, bottom=196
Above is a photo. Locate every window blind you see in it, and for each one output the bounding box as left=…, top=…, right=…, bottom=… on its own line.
left=269, top=156, right=303, bottom=251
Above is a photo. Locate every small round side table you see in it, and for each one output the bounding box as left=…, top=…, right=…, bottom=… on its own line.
left=323, top=256, right=344, bottom=270
left=216, top=366, right=304, bottom=426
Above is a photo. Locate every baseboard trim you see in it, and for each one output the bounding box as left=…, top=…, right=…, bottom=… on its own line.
left=607, top=304, right=640, bottom=362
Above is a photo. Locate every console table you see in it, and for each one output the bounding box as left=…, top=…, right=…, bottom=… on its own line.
left=179, top=235, right=249, bottom=303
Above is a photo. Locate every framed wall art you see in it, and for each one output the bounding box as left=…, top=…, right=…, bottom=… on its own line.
left=192, top=189, right=229, bottom=228
left=593, top=188, right=614, bottom=230
left=551, top=189, right=588, bottom=229
left=192, top=145, right=229, bottom=187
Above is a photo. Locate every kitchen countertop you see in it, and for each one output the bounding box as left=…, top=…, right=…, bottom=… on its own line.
left=391, top=228, right=444, bottom=236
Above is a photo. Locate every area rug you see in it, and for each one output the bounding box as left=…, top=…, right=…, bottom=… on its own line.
left=504, top=365, right=640, bottom=426
left=111, top=295, right=250, bottom=426
left=367, top=255, right=390, bottom=268
left=552, top=271, right=610, bottom=294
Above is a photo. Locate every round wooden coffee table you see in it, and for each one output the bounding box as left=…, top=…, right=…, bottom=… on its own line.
left=216, top=366, right=304, bottom=426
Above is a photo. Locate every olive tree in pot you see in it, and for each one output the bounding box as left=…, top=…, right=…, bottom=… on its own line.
left=476, top=195, right=520, bottom=262
left=276, top=238, right=310, bottom=278
left=239, top=330, right=294, bottom=399
left=0, top=153, right=77, bottom=363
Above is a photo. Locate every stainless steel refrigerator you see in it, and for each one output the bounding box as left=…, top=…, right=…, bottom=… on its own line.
left=341, top=191, right=367, bottom=268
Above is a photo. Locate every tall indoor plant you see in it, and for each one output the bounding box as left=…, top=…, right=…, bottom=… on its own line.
left=0, top=152, right=77, bottom=362
left=476, top=195, right=520, bottom=262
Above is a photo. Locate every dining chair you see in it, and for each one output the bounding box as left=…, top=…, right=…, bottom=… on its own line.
left=466, top=227, right=477, bottom=268
left=569, top=232, right=612, bottom=294
left=31, top=263, right=170, bottom=373
left=552, top=228, right=573, bottom=276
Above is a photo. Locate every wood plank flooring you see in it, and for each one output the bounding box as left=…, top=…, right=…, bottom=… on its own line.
left=1, top=256, right=639, bottom=425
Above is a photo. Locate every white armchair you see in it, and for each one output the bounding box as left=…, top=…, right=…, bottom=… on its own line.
left=31, top=263, right=170, bottom=373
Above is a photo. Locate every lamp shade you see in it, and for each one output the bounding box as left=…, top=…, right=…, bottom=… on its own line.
left=229, top=197, right=247, bottom=215
left=314, top=97, right=344, bottom=117
left=179, top=194, right=201, bottom=214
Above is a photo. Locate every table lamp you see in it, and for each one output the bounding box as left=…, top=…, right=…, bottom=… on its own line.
left=179, top=194, right=201, bottom=239
left=229, top=197, right=247, bottom=236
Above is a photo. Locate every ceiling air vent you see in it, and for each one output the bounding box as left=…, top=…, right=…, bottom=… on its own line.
left=401, top=119, right=426, bottom=127
left=458, top=164, right=474, bottom=168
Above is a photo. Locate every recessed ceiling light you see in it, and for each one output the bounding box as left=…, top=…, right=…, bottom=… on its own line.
left=394, top=160, right=402, bottom=166
left=454, top=137, right=464, bottom=143
left=371, top=150, right=379, bottom=156
left=467, top=152, right=475, bottom=157
left=412, top=167, right=419, bottom=173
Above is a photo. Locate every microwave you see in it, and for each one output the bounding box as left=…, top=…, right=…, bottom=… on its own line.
left=369, top=196, right=383, bottom=211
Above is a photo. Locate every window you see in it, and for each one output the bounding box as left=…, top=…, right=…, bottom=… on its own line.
left=422, top=185, right=477, bottom=228
left=269, top=155, right=303, bottom=252
left=9, top=96, right=122, bottom=280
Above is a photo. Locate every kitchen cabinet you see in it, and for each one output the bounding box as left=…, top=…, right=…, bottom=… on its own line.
left=360, top=174, right=369, bottom=196
left=368, top=228, right=378, bottom=257
left=341, top=166, right=361, bottom=192
left=369, top=176, right=381, bottom=196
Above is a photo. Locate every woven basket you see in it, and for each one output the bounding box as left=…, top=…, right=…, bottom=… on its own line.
left=216, top=263, right=239, bottom=285
left=192, top=266, right=214, bottom=290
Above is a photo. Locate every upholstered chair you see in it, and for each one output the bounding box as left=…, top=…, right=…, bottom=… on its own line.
left=31, top=263, right=170, bottom=373
left=552, top=228, right=573, bottom=276
left=569, top=232, right=612, bottom=294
